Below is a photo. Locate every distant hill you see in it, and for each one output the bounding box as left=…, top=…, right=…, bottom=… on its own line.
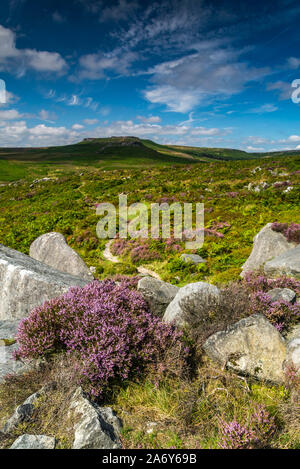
left=0, top=136, right=300, bottom=182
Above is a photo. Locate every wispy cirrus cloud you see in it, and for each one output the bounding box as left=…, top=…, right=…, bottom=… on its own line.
left=45, top=89, right=99, bottom=111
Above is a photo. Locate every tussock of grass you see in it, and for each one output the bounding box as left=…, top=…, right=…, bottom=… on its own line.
left=110, top=359, right=291, bottom=449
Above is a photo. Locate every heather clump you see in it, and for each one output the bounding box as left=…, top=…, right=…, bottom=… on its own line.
left=111, top=238, right=161, bottom=263
left=219, top=404, right=276, bottom=449
left=15, top=280, right=188, bottom=397
left=271, top=222, right=300, bottom=244
left=185, top=274, right=300, bottom=350
left=243, top=272, right=300, bottom=331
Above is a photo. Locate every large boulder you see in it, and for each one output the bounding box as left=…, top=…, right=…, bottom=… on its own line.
left=10, top=434, right=56, bottom=449
left=30, top=232, right=94, bottom=280
left=264, top=245, right=300, bottom=279
left=241, top=223, right=295, bottom=278
left=137, top=277, right=179, bottom=316
left=163, top=282, right=220, bottom=326
left=203, top=314, right=286, bottom=383
left=69, top=388, right=122, bottom=449
left=0, top=244, right=89, bottom=321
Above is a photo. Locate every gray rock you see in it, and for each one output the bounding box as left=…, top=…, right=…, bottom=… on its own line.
left=10, top=434, right=56, bottom=449
left=0, top=244, right=89, bottom=321
left=180, top=254, right=206, bottom=265
left=0, top=319, right=19, bottom=339
left=137, top=277, right=179, bottom=316
left=2, top=390, right=42, bottom=434
left=285, top=324, right=300, bottom=342
left=163, top=281, right=220, bottom=326
left=69, top=388, right=122, bottom=449
left=30, top=232, right=94, bottom=280
left=284, top=325, right=300, bottom=370
left=241, top=223, right=295, bottom=277
left=0, top=319, right=30, bottom=383
left=267, top=288, right=296, bottom=303
left=264, top=245, right=300, bottom=278
left=247, top=182, right=269, bottom=192
left=285, top=337, right=300, bottom=370
left=203, top=314, right=286, bottom=383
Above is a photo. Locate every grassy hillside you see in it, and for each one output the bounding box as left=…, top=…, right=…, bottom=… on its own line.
left=0, top=137, right=198, bottom=182
left=1, top=136, right=300, bottom=182
left=0, top=153, right=300, bottom=449
left=0, top=153, right=299, bottom=286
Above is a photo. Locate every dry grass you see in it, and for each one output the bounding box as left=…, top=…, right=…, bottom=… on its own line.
left=183, top=282, right=250, bottom=350
left=0, top=356, right=80, bottom=449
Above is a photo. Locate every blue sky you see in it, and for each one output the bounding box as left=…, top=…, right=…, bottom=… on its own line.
left=0, top=0, right=300, bottom=150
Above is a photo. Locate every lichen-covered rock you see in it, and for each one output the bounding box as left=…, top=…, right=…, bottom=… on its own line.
left=0, top=244, right=89, bottom=320
left=163, top=281, right=220, bottom=326
left=10, top=434, right=56, bottom=449
left=241, top=223, right=295, bottom=278
left=30, top=232, right=94, bottom=280
left=137, top=276, right=179, bottom=316
left=69, top=387, right=122, bottom=449
left=264, top=245, right=300, bottom=279
left=203, top=314, right=286, bottom=383
left=267, top=288, right=296, bottom=303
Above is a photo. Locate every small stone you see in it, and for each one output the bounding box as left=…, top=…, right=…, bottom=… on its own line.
left=267, top=288, right=296, bottom=304
left=10, top=434, right=56, bottom=449
left=180, top=254, right=206, bottom=265
left=69, top=387, right=122, bottom=449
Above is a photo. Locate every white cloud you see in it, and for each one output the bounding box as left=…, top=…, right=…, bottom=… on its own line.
left=0, top=109, right=22, bottom=120
left=0, top=24, right=67, bottom=75
left=287, top=135, right=300, bottom=142
left=77, top=49, right=138, bottom=80
left=46, top=89, right=99, bottom=110
left=38, top=109, right=57, bottom=122
left=83, top=118, right=99, bottom=125
left=248, top=104, right=278, bottom=114
left=287, top=57, right=300, bottom=70
left=137, top=115, right=161, bottom=123
left=0, top=116, right=230, bottom=147
left=246, top=146, right=265, bottom=152
left=24, top=50, right=67, bottom=73
left=143, top=44, right=270, bottom=112
left=266, top=81, right=292, bottom=101
left=72, top=123, right=84, bottom=130
left=99, top=0, right=140, bottom=23
left=244, top=136, right=269, bottom=145
left=52, top=11, right=66, bottom=23
left=145, top=85, right=203, bottom=113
